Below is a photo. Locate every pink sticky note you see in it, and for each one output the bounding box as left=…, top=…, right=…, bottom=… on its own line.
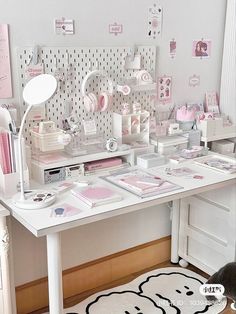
left=0, top=24, right=13, bottom=98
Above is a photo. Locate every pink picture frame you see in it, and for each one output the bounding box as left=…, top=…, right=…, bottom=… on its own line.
left=192, top=40, right=211, bottom=58
left=158, top=76, right=172, bottom=104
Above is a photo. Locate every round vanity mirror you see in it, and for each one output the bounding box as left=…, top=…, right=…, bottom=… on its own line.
left=23, top=74, right=57, bottom=105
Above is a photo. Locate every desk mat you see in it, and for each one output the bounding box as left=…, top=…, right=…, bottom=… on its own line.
left=63, top=267, right=227, bottom=314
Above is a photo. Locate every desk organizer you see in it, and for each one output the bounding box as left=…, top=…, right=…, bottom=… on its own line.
left=0, top=167, right=29, bottom=197
left=31, top=129, right=64, bottom=152
left=211, top=140, right=235, bottom=155
left=65, top=133, right=104, bottom=157
left=197, top=119, right=236, bottom=137
left=31, top=149, right=135, bottom=184
left=157, top=136, right=188, bottom=155
left=113, top=111, right=150, bottom=145
left=137, top=153, right=165, bottom=168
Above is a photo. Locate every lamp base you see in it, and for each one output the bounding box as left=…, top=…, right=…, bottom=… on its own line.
left=13, top=190, right=56, bottom=210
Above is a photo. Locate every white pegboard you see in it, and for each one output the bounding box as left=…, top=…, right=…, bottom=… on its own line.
left=17, top=46, right=157, bottom=144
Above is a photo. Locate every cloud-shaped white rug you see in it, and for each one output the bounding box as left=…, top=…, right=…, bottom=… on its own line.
left=63, top=267, right=228, bottom=313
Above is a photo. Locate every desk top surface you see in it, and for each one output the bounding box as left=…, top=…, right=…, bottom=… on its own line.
left=1, top=159, right=236, bottom=237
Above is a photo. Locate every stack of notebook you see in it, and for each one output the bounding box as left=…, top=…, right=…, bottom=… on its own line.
left=71, top=184, right=123, bottom=207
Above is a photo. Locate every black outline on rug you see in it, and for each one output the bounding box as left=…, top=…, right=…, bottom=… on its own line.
left=139, top=271, right=212, bottom=313
left=81, top=270, right=223, bottom=314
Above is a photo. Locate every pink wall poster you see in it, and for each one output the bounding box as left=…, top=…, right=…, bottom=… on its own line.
left=0, top=24, right=12, bottom=98
left=158, top=76, right=172, bottom=104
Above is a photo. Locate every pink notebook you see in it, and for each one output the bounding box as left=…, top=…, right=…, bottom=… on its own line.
left=0, top=130, right=12, bottom=174
left=103, top=169, right=182, bottom=198
left=71, top=184, right=123, bottom=207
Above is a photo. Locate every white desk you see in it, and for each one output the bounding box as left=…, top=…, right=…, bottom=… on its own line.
left=1, top=161, right=236, bottom=314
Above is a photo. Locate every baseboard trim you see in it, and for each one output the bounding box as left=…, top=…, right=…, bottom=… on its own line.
left=16, top=236, right=171, bottom=314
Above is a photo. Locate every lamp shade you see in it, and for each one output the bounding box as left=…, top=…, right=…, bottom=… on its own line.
left=23, top=74, right=57, bottom=106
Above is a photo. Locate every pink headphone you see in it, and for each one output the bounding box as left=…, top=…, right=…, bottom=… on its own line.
left=81, top=70, right=113, bottom=113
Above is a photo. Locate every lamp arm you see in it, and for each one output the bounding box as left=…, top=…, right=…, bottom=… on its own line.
left=18, top=104, right=32, bottom=201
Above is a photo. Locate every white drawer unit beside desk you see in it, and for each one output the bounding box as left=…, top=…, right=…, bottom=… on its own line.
left=179, top=185, right=236, bottom=275
left=0, top=159, right=236, bottom=314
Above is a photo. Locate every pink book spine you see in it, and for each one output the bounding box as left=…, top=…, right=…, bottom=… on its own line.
left=0, top=131, right=11, bottom=174
left=86, top=158, right=122, bottom=171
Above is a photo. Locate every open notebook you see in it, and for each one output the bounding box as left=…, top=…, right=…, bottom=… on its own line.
left=103, top=169, right=182, bottom=198
left=71, top=184, right=123, bottom=207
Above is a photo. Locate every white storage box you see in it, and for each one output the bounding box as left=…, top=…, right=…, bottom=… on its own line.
left=157, top=136, right=188, bottom=155
left=197, top=119, right=236, bottom=137
left=227, top=137, right=236, bottom=152
left=31, top=129, right=64, bottom=152
left=197, top=119, right=215, bottom=137
left=211, top=140, right=235, bottom=155
left=137, top=153, right=165, bottom=168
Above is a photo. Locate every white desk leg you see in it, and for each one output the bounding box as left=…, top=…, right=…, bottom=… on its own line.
left=171, top=199, right=180, bottom=263
left=0, top=216, right=15, bottom=314
left=46, top=233, right=63, bottom=314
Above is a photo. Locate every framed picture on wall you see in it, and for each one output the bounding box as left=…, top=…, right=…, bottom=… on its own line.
left=192, top=39, right=212, bottom=58
left=158, top=76, right=172, bottom=104
left=205, top=91, right=220, bottom=113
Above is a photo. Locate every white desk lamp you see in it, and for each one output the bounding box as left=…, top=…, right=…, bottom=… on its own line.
left=13, top=74, right=58, bottom=209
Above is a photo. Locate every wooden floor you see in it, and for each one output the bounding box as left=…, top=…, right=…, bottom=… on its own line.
left=30, top=261, right=234, bottom=314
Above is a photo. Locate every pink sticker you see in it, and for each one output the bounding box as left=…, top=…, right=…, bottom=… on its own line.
left=170, top=40, right=176, bottom=58
left=109, top=23, right=123, bottom=36
left=193, top=175, right=204, bottom=180
left=51, top=203, right=82, bottom=217
left=0, top=24, right=12, bottom=98
left=189, top=74, right=200, bottom=87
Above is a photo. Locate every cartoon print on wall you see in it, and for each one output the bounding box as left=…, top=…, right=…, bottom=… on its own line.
left=169, top=39, right=176, bottom=58
left=158, top=76, right=172, bottom=104
left=148, top=4, right=162, bottom=39
left=189, top=74, right=200, bottom=87
left=192, top=40, right=211, bottom=58
left=54, top=18, right=74, bottom=35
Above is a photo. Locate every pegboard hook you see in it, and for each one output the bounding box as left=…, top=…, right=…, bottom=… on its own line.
left=27, top=45, right=40, bottom=66
left=129, top=45, right=138, bottom=60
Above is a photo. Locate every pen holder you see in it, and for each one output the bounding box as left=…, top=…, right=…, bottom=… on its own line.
left=0, top=167, right=29, bottom=197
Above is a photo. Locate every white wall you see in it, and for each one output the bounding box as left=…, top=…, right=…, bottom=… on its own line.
left=1, top=0, right=227, bottom=286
